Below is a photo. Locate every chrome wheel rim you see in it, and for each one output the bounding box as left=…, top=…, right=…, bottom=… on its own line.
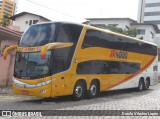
left=90, top=84, right=97, bottom=96
left=75, top=85, right=82, bottom=98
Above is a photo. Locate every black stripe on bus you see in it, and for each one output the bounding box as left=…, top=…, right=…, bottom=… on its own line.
left=82, top=29, right=157, bottom=56
left=76, top=60, right=140, bottom=74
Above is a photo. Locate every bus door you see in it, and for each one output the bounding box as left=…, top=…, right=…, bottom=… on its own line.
left=51, top=74, right=72, bottom=96
left=51, top=74, right=65, bottom=96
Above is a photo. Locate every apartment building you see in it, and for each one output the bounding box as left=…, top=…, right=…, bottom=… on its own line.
left=0, top=0, right=15, bottom=18
left=138, top=0, right=160, bottom=48
left=138, top=0, right=160, bottom=27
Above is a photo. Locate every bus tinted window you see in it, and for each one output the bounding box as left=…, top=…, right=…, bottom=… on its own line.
left=82, top=30, right=127, bottom=51
left=20, top=23, right=83, bottom=47
left=76, top=60, right=140, bottom=74
left=56, top=24, right=83, bottom=43
left=20, top=23, right=57, bottom=47
left=82, top=29, right=157, bottom=56
left=83, top=30, right=109, bottom=49
left=50, top=46, right=74, bottom=74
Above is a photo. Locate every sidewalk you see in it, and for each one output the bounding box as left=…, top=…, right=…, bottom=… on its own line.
left=0, top=87, right=12, bottom=94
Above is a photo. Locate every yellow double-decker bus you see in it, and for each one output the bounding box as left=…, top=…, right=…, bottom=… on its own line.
left=3, top=22, right=158, bottom=100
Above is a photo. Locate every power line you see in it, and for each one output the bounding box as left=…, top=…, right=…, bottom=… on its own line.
left=25, top=0, right=79, bottom=20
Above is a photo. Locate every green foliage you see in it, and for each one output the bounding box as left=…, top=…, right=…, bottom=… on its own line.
left=93, top=24, right=138, bottom=37
left=0, top=15, right=11, bottom=27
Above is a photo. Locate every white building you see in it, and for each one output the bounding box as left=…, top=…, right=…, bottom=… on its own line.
left=138, top=0, right=160, bottom=50
left=138, top=0, right=160, bottom=28
left=9, top=12, right=50, bottom=32
left=86, top=18, right=159, bottom=43
left=87, top=18, right=136, bottom=29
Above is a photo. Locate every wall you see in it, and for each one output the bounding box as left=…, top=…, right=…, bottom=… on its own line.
left=0, top=39, right=18, bottom=86
left=131, top=25, right=156, bottom=43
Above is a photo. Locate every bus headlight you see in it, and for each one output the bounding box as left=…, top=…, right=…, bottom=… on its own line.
left=39, top=89, right=46, bottom=94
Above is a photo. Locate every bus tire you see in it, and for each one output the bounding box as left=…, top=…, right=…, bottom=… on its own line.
left=71, top=81, right=86, bottom=101
left=87, top=80, right=99, bottom=99
left=137, top=78, right=144, bottom=92
left=144, top=78, right=150, bottom=90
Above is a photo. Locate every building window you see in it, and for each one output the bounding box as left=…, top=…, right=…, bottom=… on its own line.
left=125, top=25, right=130, bottom=29
left=29, top=20, right=32, bottom=26
left=150, top=32, right=154, bottom=38
left=3, top=12, right=11, bottom=16
left=5, top=2, right=13, bottom=6
left=144, top=12, right=160, bottom=16
left=4, top=8, right=12, bottom=13
left=145, top=3, right=160, bottom=8
left=33, top=20, right=38, bottom=24
left=137, top=29, right=145, bottom=35
left=4, top=5, right=12, bottom=9
left=25, top=21, right=28, bottom=24
left=144, top=20, right=160, bottom=25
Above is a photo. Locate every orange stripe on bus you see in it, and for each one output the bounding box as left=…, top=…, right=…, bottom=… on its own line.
left=106, top=56, right=156, bottom=90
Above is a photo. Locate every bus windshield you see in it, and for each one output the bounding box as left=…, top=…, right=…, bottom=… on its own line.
left=15, top=22, right=83, bottom=79
left=14, top=52, right=51, bottom=79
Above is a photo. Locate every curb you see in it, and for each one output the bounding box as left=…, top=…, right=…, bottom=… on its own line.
left=0, top=87, right=12, bottom=94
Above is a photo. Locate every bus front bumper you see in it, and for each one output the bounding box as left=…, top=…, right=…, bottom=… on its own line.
left=12, top=84, right=51, bottom=97
left=12, top=77, right=53, bottom=97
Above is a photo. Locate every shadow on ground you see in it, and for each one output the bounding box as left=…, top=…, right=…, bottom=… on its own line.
left=17, top=88, right=153, bottom=110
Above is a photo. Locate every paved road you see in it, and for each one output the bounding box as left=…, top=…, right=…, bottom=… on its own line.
left=1, top=83, right=160, bottom=118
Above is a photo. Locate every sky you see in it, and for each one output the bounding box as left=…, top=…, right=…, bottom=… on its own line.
left=16, top=0, right=139, bottom=23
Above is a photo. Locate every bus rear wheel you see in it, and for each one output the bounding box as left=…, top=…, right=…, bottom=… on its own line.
left=137, top=78, right=144, bottom=92
left=71, top=81, right=86, bottom=101
left=87, top=80, right=99, bottom=99
left=144, top=78, right=150, bottom=90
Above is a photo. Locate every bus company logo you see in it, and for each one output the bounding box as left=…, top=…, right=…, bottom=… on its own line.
left=27, top=47, right=36, bottom=51
left=2, top=111, right=11, bottom=116
left=110, top=49, right=128, bottom=59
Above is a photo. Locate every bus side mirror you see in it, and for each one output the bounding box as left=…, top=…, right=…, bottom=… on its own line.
left=40, top=42, right=63, bottom=59
left=3, top=45, right=18, bottom=60
left=40, top=42, right=73, bottom=59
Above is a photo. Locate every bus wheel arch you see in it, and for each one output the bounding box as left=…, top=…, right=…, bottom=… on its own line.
left=71, top=79, right=87, bottom=101
left=87, top=79, right=100, bottom=99
left=137, top=77, right=145, bottom=92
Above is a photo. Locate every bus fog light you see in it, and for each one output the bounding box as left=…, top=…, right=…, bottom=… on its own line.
left=39, top=89, right=46, bottom=94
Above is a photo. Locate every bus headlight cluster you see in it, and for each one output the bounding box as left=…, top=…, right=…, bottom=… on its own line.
left=39, top=89, right=46, bottom=94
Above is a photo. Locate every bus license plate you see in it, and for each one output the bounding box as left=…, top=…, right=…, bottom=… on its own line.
left=22, top=90, right=29, bottom=95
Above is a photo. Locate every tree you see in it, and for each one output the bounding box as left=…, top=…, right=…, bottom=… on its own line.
left=93, top=24, right=138, bottom=37
left=0, top=15, right=10, bottom=27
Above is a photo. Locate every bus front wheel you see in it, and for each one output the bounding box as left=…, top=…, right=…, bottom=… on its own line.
left=71, top=81, right=86, bottom=101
